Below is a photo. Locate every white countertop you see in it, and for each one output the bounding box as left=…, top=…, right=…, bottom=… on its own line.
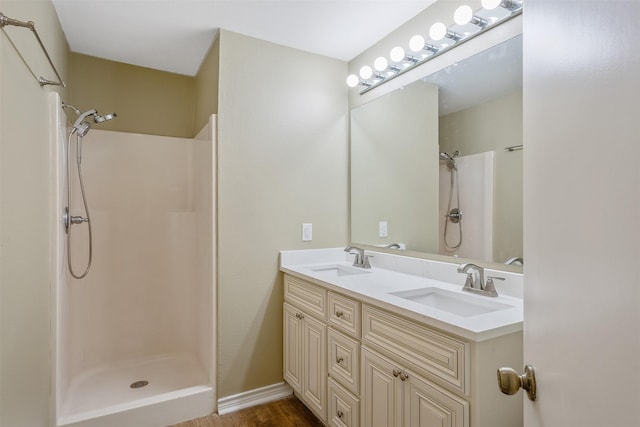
left=280, top=248, right=523, bottom=342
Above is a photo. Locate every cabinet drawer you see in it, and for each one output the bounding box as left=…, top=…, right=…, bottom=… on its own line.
left=362, top=305, right=468, bottom=394
left=328, top=327, right=360, bottom=395
left=327, top=377, right=360, bottom=427
left=284, top=274, right=326, bottom=320
left=328, top=292, right=361, bottom=337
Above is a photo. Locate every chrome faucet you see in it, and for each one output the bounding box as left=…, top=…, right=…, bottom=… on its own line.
left=344, top=246, right=372, bottom=269
left=457, top=263, right=501, bottom=297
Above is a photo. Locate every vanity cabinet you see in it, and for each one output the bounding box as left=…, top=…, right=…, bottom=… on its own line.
left=361, top=346, right=468, bottom=427
left=282, top=273, right=522, bottom=427
left=283, top=276, right=327, bottom=422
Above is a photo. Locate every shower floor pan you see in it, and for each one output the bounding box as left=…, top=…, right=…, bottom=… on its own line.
left=58, top=353, right=213, bottom=427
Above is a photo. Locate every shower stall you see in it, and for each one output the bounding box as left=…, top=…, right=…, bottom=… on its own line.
left=50, top=93, right=217, bottom=427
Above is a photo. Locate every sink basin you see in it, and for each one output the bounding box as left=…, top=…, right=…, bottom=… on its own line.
left=388, top=287, right=513, bottom=317
left=309, top=264, right=371, bottom=277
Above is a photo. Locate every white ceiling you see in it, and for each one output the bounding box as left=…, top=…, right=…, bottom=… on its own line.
left=52, top=0, right=437, bottom=76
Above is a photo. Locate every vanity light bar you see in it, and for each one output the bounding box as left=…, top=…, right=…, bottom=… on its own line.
left=346, top=1, right=523, bottom=93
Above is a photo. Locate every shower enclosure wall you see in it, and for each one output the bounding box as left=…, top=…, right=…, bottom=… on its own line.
left=50, top=93, right=216, bottom=427
left=438, top=151, right=494, bottom=261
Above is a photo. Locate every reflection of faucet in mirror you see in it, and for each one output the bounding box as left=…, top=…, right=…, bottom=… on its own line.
left=385, top=243, right=401, bottom=249
left=344, top=246, right=372, bottom=269
left=441, top=151, right=463, bottom=251
left=505, top=257, right=523, bottom=266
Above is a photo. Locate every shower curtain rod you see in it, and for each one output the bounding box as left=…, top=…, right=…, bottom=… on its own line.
left=0, top=12, right=66, bottom=87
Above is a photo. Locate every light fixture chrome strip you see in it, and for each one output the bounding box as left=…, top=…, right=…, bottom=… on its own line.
left=0, top=12, right=66, bottom=87
left=351, top=3, right=522, bottom=95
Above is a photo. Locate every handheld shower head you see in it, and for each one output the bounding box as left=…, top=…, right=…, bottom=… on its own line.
left=69, top=108, right=117, bottom=137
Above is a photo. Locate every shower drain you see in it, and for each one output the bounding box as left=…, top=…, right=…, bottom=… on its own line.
left=130, top=380, right=149, bottom=389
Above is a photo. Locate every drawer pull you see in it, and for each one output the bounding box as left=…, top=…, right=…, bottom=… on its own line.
left=335, top=311, right=344, bottom=318
left=295, top=313, right=304, bottom=320
left=337, top=410, right=344, bottom=418
left=336, top=356, right=344, bottom=364
left=392, top=369, right=409, bottom=381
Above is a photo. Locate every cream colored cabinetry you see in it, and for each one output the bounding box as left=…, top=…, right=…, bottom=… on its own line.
left=361, top=347, right=468, bottom=427
left=361, top=304, right=522, bottom=427
left=326, top=291, right=361, bottom=427
left=283, top=273, right=522, bottom=427
left=283, top=276, right=327, bottom=422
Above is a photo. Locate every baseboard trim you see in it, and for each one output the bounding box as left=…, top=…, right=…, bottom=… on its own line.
left=217, top=382, right=293, bottom=415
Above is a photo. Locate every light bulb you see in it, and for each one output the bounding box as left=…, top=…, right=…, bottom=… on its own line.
left=346, top=74, right=359, bottom=88
left=374, top=57, right=388, bottom=72
left=429, top=22, right=447, bottom=41
left=481, top=0, right=502, bottom=10
left=454, top=5, right=473, bottom=25
left=409, top=35, right=425, bottom=53
left=359, top=65, right=373, bottom=80
left=390, top=46, right=405, bottom=63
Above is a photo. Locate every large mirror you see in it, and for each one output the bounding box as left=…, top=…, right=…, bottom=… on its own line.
left=350, top=34, right=523, bottom=270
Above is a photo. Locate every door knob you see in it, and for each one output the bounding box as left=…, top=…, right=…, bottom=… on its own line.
left=497, top=365, right=536, bottom=401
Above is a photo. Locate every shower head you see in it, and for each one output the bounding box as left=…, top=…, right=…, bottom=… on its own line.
left=440, top=151, right=459, bottom=170
left=70, top=108, right=117, bottom=137
left=94, top=112, right=117, bottom=123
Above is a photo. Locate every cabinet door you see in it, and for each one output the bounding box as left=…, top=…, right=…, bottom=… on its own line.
left=302, top=313, right=327, bottom=422
left=406, top=372, right=469, bottom=427
left=361, top=347, right=403, bottom=427
left=283, top=303, right=302, bottom=393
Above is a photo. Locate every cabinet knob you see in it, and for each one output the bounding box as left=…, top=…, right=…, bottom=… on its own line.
left=295, top=313, right=304, bottom=320
left=335, top=311, right=344, bottom=318
left=336, top=356, right=344, bottom=364
left=392, top=369, right=401, bottom=377
left=399, top=371, right=409, bottom=381
left=337, top=410, right=344, bottom=418
left=497, top=365, right=537, bottom=401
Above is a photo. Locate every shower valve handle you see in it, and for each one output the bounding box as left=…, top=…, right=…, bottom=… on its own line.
left=69, top=215, right=89, bottom=225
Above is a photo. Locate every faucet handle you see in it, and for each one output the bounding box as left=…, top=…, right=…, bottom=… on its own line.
left=363, top=255, right=373, bottom=269
left=483, top=276, right=504, bottom=297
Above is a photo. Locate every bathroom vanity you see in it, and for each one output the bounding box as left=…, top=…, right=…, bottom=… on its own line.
left=281, top=248, right=523, bottom=427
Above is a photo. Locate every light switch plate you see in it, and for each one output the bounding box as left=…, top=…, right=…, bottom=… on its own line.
left=379, top=221, right=388, bottom=238
left=302, top=223, right=313, bottom=241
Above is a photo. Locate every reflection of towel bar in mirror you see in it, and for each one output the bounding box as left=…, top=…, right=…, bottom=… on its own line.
left=505, top=145, right=523, bottom=152
left=0, top=12, right=66, bottom=87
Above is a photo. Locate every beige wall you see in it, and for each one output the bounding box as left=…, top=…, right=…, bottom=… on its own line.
left=440, top=91, right=523, bottom=262
left=194, top=36, right=220, bottom=133
left=0, top=1, right=69, bottom=426
left=216, top=30, right=348, bottom=397
left=69, top=53, right=196, bottom=138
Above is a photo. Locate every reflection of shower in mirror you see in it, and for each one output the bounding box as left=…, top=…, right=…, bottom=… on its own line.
left=439, top=151, right=494, bottom=260
left=440, top=151, right=462, bottom=250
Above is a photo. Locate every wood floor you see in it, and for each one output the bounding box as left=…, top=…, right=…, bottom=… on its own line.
left=169, top=396, right=324, bottom=427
